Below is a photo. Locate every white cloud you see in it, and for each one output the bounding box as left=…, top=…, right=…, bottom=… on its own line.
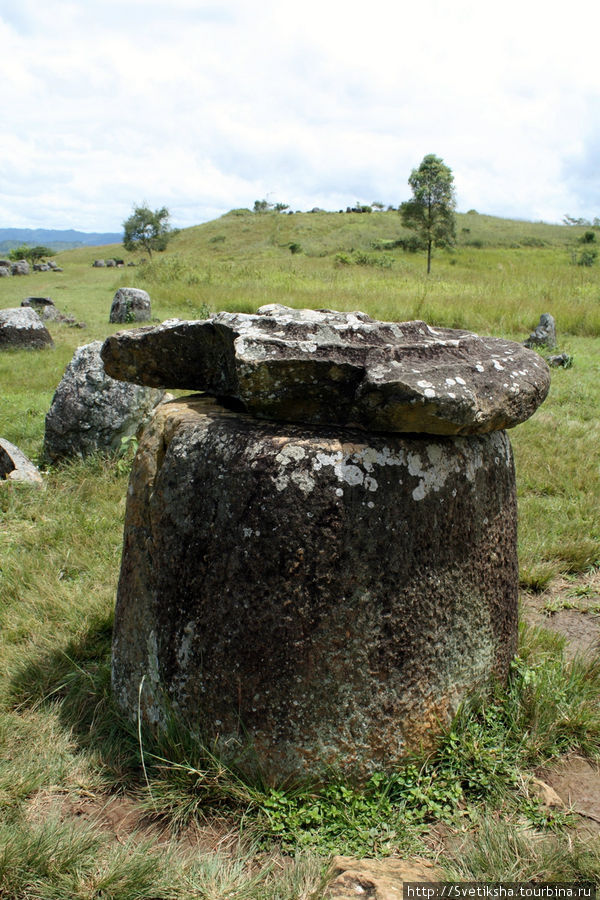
left=1, top=0, right=600, bottom=230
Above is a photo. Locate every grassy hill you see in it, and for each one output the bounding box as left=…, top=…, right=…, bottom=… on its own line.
left=1, top=207, right=599, bottom=582
left=1, top=209, right=599, bottom=893
left=33, top=208, right=599, bottom=341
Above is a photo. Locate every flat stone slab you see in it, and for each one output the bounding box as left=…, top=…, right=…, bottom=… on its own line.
left=101, top=304, right=550, bottom=435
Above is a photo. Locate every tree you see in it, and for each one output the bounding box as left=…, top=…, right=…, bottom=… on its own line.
left=8, top=244, right=53, bottom=265
left=253, top=198, right=289, bottom=213
left=400, top=154, right=456, bottom=273
left=122, top=205, right=172, bottom=258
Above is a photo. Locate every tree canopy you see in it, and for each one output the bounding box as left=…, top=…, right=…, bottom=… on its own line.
left=8, top=245, right=53, bottom=264
left=400, top=154, right=456, bottom=273
left=122, top=205, right=172, bottom=258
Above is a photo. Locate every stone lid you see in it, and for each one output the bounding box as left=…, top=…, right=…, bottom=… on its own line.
left=100, top=304, right=550, bottom=435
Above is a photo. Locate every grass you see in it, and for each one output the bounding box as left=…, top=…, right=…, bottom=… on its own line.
left=1, top=209, right=600, bottom=893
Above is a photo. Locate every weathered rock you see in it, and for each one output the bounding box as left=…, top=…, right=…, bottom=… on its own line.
left=11, top=259, right=30, bottom=275
left=93, top=259, right=106, bottom=267
left=109, top=287, right=151, bottom=325
left=524, top=312, right=556, bottom=349
left=326, top=856, right=441, bottom=899
left=21, top=297, right=76, bottom=325
left=0, top=438, right=43, bottom=486
left=547, top=352, right=572, bottom=368
left=106, top=259, right=116, bottom=267
left=43, top=341, right=164, bottom=463
left=0, top=265, right=11, bottom=277
left=101, top=305, right=550, bottom=435
left=112, top=395, right=518, bottom=782
left=0, top=307, right=54, bottom=350
left=21, top=296, right=55, bottom=310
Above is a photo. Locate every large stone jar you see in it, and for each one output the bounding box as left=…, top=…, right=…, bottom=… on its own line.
left=106, top=306, right=550, bottom=783
left=112, top=395, right=518, bottom=782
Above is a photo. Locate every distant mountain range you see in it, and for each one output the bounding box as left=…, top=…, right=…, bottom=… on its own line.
left=0, top=228, right=122, bottom=254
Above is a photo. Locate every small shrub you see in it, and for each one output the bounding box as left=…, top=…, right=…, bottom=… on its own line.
left=289, top=242, right=302, bottom=254
left=580, top=230, right=596, bottom=243
left=352, top=250, right=393, bottom=268
left=397, top=235, right=424, bottom=253
left=520, top=237, right=547, bottom=248
left=334, top=250, right=393, bottom=268
left=576, top=248, right=597, bottom=267
left=334, top=252, right=353, bottom=266
left=209, top=234, right=226, bottom=244
left=370, top=239, right=403, bottom=251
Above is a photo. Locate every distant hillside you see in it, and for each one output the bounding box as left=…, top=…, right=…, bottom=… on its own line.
left=0, top=228, right=122, bottom=254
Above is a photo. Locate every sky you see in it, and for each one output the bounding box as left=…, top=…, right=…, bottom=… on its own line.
left=1, top=0, right=600, bottom=233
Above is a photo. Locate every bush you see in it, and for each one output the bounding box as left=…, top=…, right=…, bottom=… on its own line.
left=370, top=238, right=403, bottom=251
left=334, top=250, right=393, bottom=268
left=576, top=249, right=597, bottom=267
left=334, top=252, right=353, bottom=266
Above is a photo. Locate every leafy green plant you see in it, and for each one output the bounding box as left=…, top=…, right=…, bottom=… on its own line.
left=122, top=204, right=173, bottom=258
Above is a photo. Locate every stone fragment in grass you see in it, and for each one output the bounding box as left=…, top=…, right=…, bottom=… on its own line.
left=327, top=856, right=441, bottom=897
left=0, top=307, right=54, bottom=350
left=43, top=341, right=164, bottom=463
left=21, top=297, right=77, bottom=325
left=524, top=312, right=557, bottom=350
left=0, top=438, right=43, bottom=486
left=547, top=352, right=573, bottom=368
left=101, top=304, right=550, bottom=435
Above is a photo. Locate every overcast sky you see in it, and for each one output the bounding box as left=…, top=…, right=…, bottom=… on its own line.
left=1, top=0, right=599, bottom=232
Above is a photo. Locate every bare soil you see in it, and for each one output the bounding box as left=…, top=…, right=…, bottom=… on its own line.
left=26, top=788, right=237, bottom=853
left=520, top=569, right=600, bottom=659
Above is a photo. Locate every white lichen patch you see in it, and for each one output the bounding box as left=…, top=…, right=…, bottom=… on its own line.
left=312, top=443, right=408, bottom=495
left=407, top=439, right=484, bottom=500
left=275, top=444, right=306, bottom=465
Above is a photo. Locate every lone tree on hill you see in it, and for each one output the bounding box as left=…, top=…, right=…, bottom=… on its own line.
left=400, top=154, right=456, bottom=273
left=122, top=205, right=173, bottom=258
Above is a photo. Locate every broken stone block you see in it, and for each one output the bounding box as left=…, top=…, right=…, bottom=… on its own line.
left=101, top=305, right=550, bottom=435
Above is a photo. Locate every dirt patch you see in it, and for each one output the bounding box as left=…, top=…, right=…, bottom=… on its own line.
left=520, top=570, right=600, bottom=659
left=536, top=754, right=600, bottom=837
left=26, top=789, right=238, bottom=852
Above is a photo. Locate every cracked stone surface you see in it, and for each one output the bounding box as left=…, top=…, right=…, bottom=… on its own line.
left=101, top=304, right=550, bottom=435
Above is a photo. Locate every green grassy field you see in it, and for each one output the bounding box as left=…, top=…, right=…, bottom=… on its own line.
left=1, top=209, right=600, bottom=896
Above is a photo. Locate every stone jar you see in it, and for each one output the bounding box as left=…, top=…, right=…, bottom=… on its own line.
left=112, top=395, right=518, bottom=783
